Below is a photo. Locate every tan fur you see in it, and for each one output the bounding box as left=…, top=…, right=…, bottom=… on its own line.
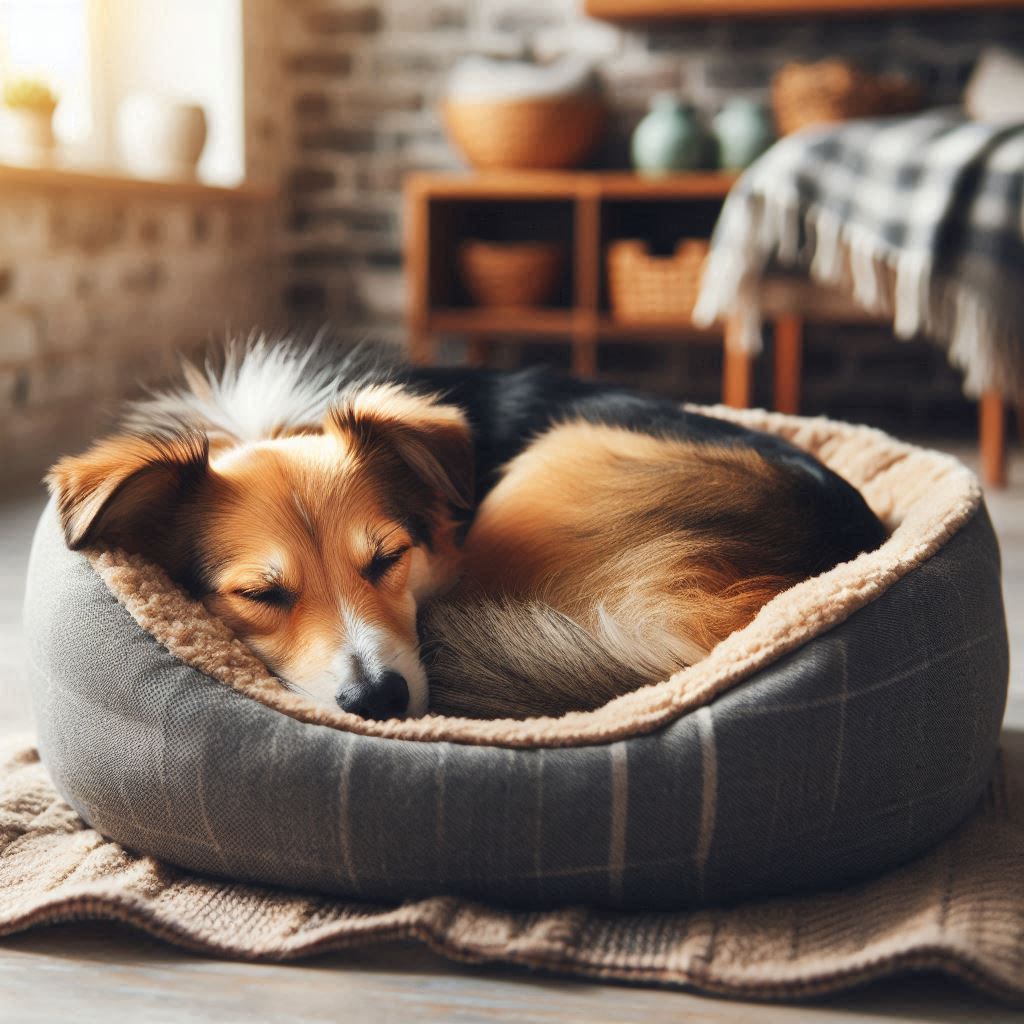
left=49, top=383, right=826, bottom=721
left=72, top=403, right=938, bottom=745
left=47, top=431, right=209, bottom=553
left=47, top=389, right=472, bottom=716
left=431, top=422, right=810, bottom=716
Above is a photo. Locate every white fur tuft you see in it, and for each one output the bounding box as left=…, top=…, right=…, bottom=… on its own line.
left=123, top=333, right=382, bottom=443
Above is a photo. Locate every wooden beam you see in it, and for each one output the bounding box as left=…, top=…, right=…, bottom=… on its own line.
left=572, top=187, right=602, bottom=380
left=404, top=185, right=435, bottom=366
left=723, top=317, right=754, bottom=409
left=0, top=162, right=276, bottom=203
left=980, top=391, right=1008, bottom=489
left=773, top=314, right=803, bottom=415
left=465, top=336, right=487, bottom=367
left=586, top=0, right=1024, bottom=20
left=404, top=170, right=737, bottom=201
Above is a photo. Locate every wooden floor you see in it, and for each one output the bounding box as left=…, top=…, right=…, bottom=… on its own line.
left=1, top=444, right=1021, bottom=1023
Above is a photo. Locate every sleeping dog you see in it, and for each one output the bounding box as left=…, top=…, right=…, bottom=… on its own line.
left=47, top=340, right=886, bottom=720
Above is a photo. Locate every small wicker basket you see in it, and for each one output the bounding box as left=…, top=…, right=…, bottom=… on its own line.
left=458, top=240, right=565, bottom=308
left=772, top=60, right=922, bottom=136
left=442, top=96, right=606, bottom=171
left=607, top=239, right=709, bottom=322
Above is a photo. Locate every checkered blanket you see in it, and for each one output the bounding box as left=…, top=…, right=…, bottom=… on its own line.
left=694, top=111, right=1024, bottom=399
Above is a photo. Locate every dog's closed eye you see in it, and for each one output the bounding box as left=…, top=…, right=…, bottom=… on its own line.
left=363, top=546, right=409, bottom=585
left=236, top=585, right=296, bottom=609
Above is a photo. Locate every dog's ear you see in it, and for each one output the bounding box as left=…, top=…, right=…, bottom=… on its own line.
left=326, top=384, right=473, bottom=509
left=46, top=430, right=210, bottom=551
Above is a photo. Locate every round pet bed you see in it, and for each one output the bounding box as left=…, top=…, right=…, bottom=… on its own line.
left=23, top=407, right=1008, bottom=911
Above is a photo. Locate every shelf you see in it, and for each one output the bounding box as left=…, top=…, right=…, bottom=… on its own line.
left=426, top=310, right=726, bottom=340
left=597, top=317, right=720, bottom=339
left=407, top=171, right=738, bottom=202
left=586, top=0, right=1024, bottom=18
left=0, top=162, right=278, bottom=204
left=597, top=173, right=738, bottom=199
left=428, top=309, right=579, bottom=337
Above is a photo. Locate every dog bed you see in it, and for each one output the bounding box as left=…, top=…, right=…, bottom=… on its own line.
left=22, top=407, right=1008, bottom=911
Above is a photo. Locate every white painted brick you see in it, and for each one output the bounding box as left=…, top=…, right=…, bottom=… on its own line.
left=354, top=265, right=407, bottom=319
left=0, top=196, right=51, bottom=254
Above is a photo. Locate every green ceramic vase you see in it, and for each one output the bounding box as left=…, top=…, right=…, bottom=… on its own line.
left=630, top=94, right=702, bottom=176
left=712, top=98, right=774, bottom=170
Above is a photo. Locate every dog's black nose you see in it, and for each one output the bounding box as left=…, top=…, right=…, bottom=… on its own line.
left=336, top=670, right=409, bottom=720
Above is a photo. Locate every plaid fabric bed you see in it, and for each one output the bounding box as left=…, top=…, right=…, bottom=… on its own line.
left=21, top=488, right=1008, bottom=913
left=2, top=734, right=1024, bottom=1003
left=694, top=111, right=1024, bottom=399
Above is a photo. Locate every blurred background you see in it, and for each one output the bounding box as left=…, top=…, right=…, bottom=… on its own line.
left=0, top=0, right=1022, bottom=485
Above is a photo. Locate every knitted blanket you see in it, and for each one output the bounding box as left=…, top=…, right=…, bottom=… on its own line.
left=2, top=733, right=1023, bottom=1003
left=694, top=112, right=1024, bottom=400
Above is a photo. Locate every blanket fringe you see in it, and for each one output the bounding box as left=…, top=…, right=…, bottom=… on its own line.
left=694, top=192, right=1024, bottom=400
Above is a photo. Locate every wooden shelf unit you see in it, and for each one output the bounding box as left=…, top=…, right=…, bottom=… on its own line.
left=404, top=171, right=755, bottom=404
left=405, top=171, right=1013, bottom=484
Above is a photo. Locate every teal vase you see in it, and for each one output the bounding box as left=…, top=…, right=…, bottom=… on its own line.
left=712, top=99, right=774, bottom=170
left=631, top=94, right=702, bottom=176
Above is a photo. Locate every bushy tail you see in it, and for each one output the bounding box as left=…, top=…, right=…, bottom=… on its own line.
left=421, top=598, right=682, bottom=719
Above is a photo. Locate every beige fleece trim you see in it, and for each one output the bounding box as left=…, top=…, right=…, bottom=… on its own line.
left=87, top=406, right=981, bottom=748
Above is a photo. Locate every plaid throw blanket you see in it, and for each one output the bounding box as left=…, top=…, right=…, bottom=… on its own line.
left=694, top=111, right=1024, bottom=400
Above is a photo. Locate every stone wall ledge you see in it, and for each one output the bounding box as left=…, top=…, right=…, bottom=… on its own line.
left=0, top=163, right=278, bottom=205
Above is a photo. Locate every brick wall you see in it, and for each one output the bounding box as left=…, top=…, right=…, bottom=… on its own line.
left=277, top=0, right=1023, bottom=432
left=3, top=2, right=1018, bottom=486
left=1, top=4, right=285, bottom=485
left=0, top=189, right=280, bottom=482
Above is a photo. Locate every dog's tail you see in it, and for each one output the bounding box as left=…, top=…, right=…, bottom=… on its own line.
left=421, top=597, right=693, bottom=719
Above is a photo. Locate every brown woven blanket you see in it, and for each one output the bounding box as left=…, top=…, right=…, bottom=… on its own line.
left=2, top=732, right=1022, bottom=1004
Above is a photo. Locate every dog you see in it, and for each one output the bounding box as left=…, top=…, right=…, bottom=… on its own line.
left=47, top=340, right=886, bottom=720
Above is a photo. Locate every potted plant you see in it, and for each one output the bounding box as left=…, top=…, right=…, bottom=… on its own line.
left=2, top=77, right=58, bottom=164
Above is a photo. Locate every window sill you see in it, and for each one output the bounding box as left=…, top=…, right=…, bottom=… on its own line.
left=0, top=162, right=277, bottom=204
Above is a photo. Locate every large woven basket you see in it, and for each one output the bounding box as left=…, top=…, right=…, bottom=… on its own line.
left=442, top=95, right=606, bottom=171
left=607, top=239, right=709, bottom=322
left=772, top=60, right=922, bottom=135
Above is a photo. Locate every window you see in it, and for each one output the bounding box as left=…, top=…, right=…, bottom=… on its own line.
left=0, top=0, right=245, bottom=184
left=0, top=0, right=93, bottom=156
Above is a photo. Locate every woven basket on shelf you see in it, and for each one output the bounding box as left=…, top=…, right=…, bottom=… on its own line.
left=772, top=60, right=922, bottom=136
left=458, top=240, right=565, bottom=308
left=607, top=239, right=709, bottom=322
left=442, top=96, right=606, bottom=171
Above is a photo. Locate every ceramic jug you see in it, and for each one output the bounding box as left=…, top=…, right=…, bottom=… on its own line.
left=712, top=98, right=774, bottom=170
left=631, top=94, right=702, bottom=176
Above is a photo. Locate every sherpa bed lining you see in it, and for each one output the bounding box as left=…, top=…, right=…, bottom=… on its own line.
left=86, top=405, right=981, bottom=748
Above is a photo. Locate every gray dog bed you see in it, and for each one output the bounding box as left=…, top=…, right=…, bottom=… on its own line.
left=22, top=407, right=1008, bottom=911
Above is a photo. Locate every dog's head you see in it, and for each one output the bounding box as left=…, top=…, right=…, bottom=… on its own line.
left=47, top=384, right=473, bottom=719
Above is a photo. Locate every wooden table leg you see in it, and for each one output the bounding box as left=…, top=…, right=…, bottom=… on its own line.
left=980, top=390, right=1008, bottom=488
left=408, top=330, right=437, bottom=366
left=465, top=335, right=487, bottom=368
left=723, top=316, right=753, bottom=409
left=572, top=338, right=598, bottom=378
left=773, top=314, right=803, bottom=415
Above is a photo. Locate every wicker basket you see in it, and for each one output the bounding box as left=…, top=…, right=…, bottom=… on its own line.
left=442, top=95, right=606, bottom=171
left=772, top=60, right=922, bottom=136
left=458, top=240, right=565, bottom=308
left=607, top=239, right=709, bottom=322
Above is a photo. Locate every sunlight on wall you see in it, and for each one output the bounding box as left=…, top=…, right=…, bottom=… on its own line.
left=94, top=0, right=245, bottom=184
left=0, top=0, right=93, bottom=152
left=0, top=0, right=245, bottom=184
